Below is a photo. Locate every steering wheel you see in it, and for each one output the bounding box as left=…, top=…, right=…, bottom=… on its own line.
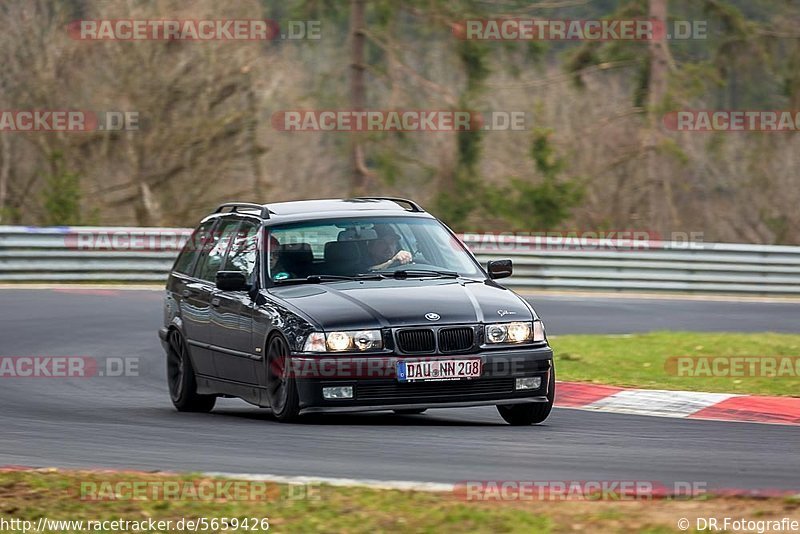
left=382, top=249, right=417, bottom=269
left=404, top=248, right=421, bottom=266
left=411, top=247, right=427, bottom=264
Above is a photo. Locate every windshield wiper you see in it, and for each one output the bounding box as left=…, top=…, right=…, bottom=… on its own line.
left=374, top=269, right=460, bottom=279
left=274, top=274, right=385, bottom=285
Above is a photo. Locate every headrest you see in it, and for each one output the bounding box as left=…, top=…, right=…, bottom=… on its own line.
left=279, top=242, right=313, bottom=263
left=324, top=240, right=361, bottom=263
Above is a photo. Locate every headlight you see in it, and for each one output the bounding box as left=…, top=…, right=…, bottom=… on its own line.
left=303, top=330, right=383, bottom=352
left=507, top=322, right=531, bottom=342
left=484, top=321, right=545, bottom=344
left=327, top=332, right=352, bottom=351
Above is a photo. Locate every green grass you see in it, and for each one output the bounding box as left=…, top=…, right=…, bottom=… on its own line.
left=551, top=332, right=800, bottom=397
left=0, top=471, right=549, bottom=534
left=1, top=471, right=797, bottom=533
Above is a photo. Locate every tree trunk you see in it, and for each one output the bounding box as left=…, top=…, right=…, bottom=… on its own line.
left=247, top=84, right=267, bottom=198
left=0, top=136, right=9, bottom=223
left=645, top=0, right=677, bottom=232
left=647, top=0, right=669, bottom=113
left=789, top=39, right=800, bottom=109
left=135, top=181, right=162, bottom=227
left=349, top=0, right=369, bottom=196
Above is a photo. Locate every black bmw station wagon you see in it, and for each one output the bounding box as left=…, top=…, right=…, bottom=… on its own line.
left=159, top=198, right=555, bottom=424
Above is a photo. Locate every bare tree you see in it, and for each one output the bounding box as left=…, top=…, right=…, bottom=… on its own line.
left=645, top=0, right=678, bottom=231
left=0, top=0, right=80, bottom=222
left=61, top=0, right=274, bottom=225
left=349, top=0, right=371, bottom=195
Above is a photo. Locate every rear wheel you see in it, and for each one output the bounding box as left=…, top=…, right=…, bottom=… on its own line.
left=166, top=330, right=216, bottom=413
left=497, top=368, right=555, bottom=426
left=266, top=334, right=300, bottom=422
left=394, top=408, right=427, bottom=415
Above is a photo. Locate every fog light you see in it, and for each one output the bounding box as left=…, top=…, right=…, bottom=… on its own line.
left=323, top=386, right=353, bottom=400
left=515, top=377, right=541, bottom=390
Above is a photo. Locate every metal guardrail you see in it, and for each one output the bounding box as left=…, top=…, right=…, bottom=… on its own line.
left=0, top=226, right=189, bottom=282
left=2, top=226, right=800, bottom=295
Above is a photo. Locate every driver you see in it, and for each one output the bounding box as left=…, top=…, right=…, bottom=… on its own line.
left=367, top=225, right=412, bottom=270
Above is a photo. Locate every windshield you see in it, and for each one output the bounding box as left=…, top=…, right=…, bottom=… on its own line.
left=266, top=217, right=483, bottom=282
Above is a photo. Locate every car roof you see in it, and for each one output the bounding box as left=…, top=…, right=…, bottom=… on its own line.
left=201, top=198, right=435, bottom=225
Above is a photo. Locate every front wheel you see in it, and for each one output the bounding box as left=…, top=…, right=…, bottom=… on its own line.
left=497, top=368, right=555, bottom=426
left=166, top=330, right=216, bottom=413
left=266, top=334, right=300, bottom=422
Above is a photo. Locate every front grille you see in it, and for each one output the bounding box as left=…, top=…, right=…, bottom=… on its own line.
left=438, top=327, right=474, bottom=353
left=357, top=377, right=514, bottom=401
left=396, top=329, right=435, bottom=353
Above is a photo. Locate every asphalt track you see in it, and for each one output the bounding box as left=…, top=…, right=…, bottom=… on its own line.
left=0, top=289, right=798, bottom=491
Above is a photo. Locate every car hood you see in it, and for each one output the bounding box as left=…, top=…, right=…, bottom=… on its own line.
left=267, top=279, right=534, bottom=330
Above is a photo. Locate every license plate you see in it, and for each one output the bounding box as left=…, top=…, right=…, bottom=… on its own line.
left=397, top=359, right=482, bottom=382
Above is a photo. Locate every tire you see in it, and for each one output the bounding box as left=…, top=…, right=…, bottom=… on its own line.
left=166, top=329, right=216, bottom=413
left=394, top=408, right=427, bottom=415
left=497, top=367, right=555, bottom=426
left=266, top=334, right=300, bottom=423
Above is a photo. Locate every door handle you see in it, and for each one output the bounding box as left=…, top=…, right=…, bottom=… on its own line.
left=211, top=297, right=221, bottom=307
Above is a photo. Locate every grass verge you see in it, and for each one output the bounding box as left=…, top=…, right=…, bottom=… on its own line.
left=551, top=332, right=800, bottom=396
left=0, top=470, right=798, bottom=533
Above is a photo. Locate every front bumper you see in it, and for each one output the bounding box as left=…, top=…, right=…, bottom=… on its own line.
left=293, top=346, right=553, bottom=414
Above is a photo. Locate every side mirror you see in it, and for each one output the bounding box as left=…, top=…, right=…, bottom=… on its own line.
left=216, top=271, right=249, bottom=291
left=487, top=259, right=513, bottom=280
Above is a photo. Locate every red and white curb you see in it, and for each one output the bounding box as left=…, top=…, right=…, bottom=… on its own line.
left=556, top=382, right=800, bottom=426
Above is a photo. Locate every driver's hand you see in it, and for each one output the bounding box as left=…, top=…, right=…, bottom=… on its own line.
left=393, top=250, right=412, bottom=265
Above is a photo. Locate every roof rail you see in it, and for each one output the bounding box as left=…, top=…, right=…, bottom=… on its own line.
left=353, top=197, right=424, bottom=213
left=214, top=202, right=271, bottom=219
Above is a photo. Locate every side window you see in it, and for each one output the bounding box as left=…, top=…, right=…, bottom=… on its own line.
left=194, top=219, right=241, bottom=283
left=223, top=222, right=259, bottom=283
left=173, top=221, right=215, bottom=276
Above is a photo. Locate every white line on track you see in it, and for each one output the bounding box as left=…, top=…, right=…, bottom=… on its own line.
left=203, top=472, right=456, bottom=492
